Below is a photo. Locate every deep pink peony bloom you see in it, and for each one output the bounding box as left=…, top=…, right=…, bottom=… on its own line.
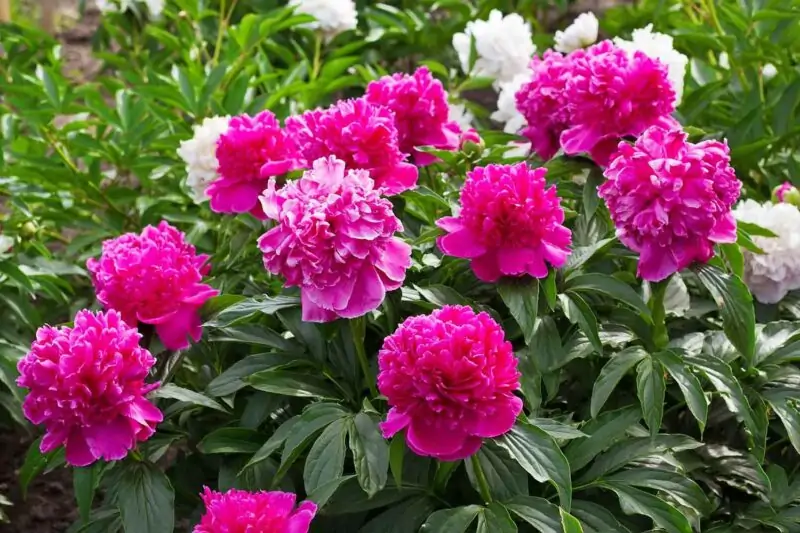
left=209, top=111, right=301, bottom=216
left=459, top=127, right=484, bottom=151
left=364, top=66, right=459, bottom=165
left=285, top=98, right=418, bottom=195
left=774, top=181, right=798, bottom=204
left=378, top=305, right=522, bottom=461
left=599, top=126, right=741, bottom=281
left=258, top=156, right=412, bottom=322
left=436, top=162, right=572, bottom=282
left=516, top=50, right=574, bottom=160
left=194, top=487, right=317, bottom=533
left=87, top=221, right=219, bottom=350
left=561, top=40, right=678, bottom=166
left=17, top=309, right=162, bottom=467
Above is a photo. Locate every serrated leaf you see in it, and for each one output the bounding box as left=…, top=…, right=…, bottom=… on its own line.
left=348, top=412, right=389, bottom=497
left=304, top=418, right=348, bottom=495
left=591, top=347, right=648, bottom=417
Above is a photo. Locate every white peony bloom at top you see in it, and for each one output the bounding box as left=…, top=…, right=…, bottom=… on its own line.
left=491, top=70, right=530, bottom=134
left=734, top=199, right=800, bottom=304
left=449, top=103, right=474, bottom=130
left=177, top=116, right=231, bottom=204
left=763, top=63, right=777, bottom=81
left=452, top=10, right=536, bottom=86
left=96, top=0, right=163, bottom=17
left=289, top=0, right=358, bottom=41
left=554, top=12, right=599, bottom=53
left=614, top=24, right=689, bottom=104
left=0, top=235, right=13, bottom=254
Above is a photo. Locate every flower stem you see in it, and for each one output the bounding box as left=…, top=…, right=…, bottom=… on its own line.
left=649, top=279, right=670, bottom=351
left=311, top=34, right=322, bottom=80
left=350, top=317, right=378, bottom=398
left=470, top=455, right=493, bottom=504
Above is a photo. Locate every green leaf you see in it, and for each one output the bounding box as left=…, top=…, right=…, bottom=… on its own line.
left=567, top=273, right=651, bottom=321
left=348, top=412, right=389, bottom=497
left=150, top=383, right=227, bottom=413
left=602, top=483, right=691, bottom=533
left=531, top=317, right=567, bottom=373
left=560, top=293, right=602, bottom=355
left=207, top=352, right=300, bottom=397
left=0, top=261, right=34, bottom=292
left=496, top=422, right=573, bottom=510
left=582, top=168, right=604, bottom=220
left=565, top=406, right=642, bottom=472
left=737, top=220, right=777, bottom=238
left=116, top=462, right=174, bottom=533
left=74, top=464, right=101, bottom=524
left=244, top=416, right=301, bottom=470
left=389, top=436, right=405, bottom=490
left=763, top=389, right=800, bottom=455
left=465, top=442, right=528, bottom=502
left=304, top=418, right=348, bottom=495
left=498, top=278, right=539, bottom=345
left=529, top=419, right=586, bottom=441
left=571, top=500, right=631, bottom=533
left=360, top=496, right=436, bottom=533
left=591, top=347, right=648, bottom=417
left=197, top=428, right=262, bottom=454
left=636, top=356, right=665, bottom=435
left=694, top=264, right=756, bottom=368
left=565, top=238, right=616, bottom=272
left=604, top=468, right=713, bottom=515
left=246, top=370, right=339, bottom=399
left=307, top=475, right=355, bottom=509
left=655, top=350, right=708, bottom=431
left=506, top=496, right=562, bottom=533
left=560, top=508, right=584, bottom=533
left=205, top=294, right=300, bottom=327
left=19, top=438, right=59, bottom=498
left=720, top=243, right=744, bottom=279
left=421, top=506, right=482, bottom=533
left=477, top=503, right=517, bottom=533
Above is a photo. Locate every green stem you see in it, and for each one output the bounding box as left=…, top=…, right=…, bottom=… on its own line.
left=470, top=455, right=493, bottom=504
left=311, top=34, right=322, bottom=80
left=649, top=279, right=669, bottom=351
left=350, top=317, right=378, bottom=398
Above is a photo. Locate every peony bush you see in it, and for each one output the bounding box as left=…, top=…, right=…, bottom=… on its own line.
left=1, top=0, right=800, bottom=531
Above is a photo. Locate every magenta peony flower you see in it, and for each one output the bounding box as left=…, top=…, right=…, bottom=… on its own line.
left=436, top=162, right=572, bottom=282
left=459, top=127, right=484, bottom=151
left=17, top=309, right=162, bottom=467
left=599, top=126, right=741, bottom=282
left=87, top=221, right=219, bottom=350
left=561, top=40, right=678, bottom=166
left=364, top=66, right=459, bottom=165
left=515, top=51, right=574, bottom=160
left=773, top=181, right=799, bottom=205
left=378, top=305, right=522, bottom=461
left=194, top=487, right=317, bottom=533
left=209, top=111, right=301, bottom=216
left=258, top=156, right=412, bottom=322
left=285, top=98, right=418, bottom=195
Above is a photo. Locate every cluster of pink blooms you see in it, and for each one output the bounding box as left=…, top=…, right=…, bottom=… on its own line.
left=17, top=310, right=162, bottom=467
left=88, top=221, right=218, bottom=351
left=378, top=305, right=522, bottom=460
left=437, top=162, right=572, bottom=282
left=599, top=126, right=741, bottom=281
left=516, top=40, right=677, bottom=165
left=194, top=487, right=317, bottom=533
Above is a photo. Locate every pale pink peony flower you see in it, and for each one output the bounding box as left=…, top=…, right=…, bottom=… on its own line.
left=561, top=40, right=678, bottom=166
left=209, top=111, right=301, bottom=216
left=378, top=305, right=522, bottom=461
left=437, top=163, right=572, bottom=282
left=258, top=156, right=412, bottom=322
left=599, top=126, right=741, bottom=282
left=17, top=309, right=162, bottom=467
left=364, top=66, right=459, bottom=165
left=194, top=487, right=317, bottom=533
left=87, top=221, right=219, bottom=350
left=285, top=98, right=418, bottom=195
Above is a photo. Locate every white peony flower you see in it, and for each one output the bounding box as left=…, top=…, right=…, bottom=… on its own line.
left=289, top=0, right=358, bottom=41
left=504, top=142, right=531, bottom=159
left=734, top=199, right=800, bottom=304
left=718, top=52, right=730, bottom=70
left=177, top=116, right=231, bottom=204
left=763, top=63, right=777, bottom=81
left=452, top=10, right=536, bottom=86
left=614, top=24, right=689, bottom=104
left=96, top=0, right=162, bottom=17
left=449, top=103, right=474, bottom=130
left=0, top=235, right=13, bottom=254
left=491, top=69, right=530, bottom=134
left=554, top=12, right=599, bottom=53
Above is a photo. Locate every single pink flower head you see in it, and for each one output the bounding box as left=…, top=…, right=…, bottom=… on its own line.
left=258, top=156, right=412, bottom=322
left=194, top=487, right=317, bottom=533
left=87, top=221, right=219, bottom=350
left=285, top=98, right=418, bottom=195
left=378, top=305, right=522, bottom=461
left=17, top=309, right=162, bottom=467
left=364, top=66, right=459, bottom=165
left=459, top=127, right=484, bottom=151
left=516, top=50, right=574, bottom=160
left=209, top=111, right=301, bottom=216
left=773, top=181, right=799, bottom=205
left=599, top=126, right=741, bottom=282
left=437, top=162, right=572, bottom=282
left=561, top=40, right=678, bottom=166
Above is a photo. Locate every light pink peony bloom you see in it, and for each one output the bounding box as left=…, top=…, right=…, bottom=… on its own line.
left=515, top=50, right=574, bottom=160
left=87, top=221, right=219, bottom=350
left=194, top=487, right=317, bottom=533
left=599, top=126, right=741, bottom=282
left=285, top=98, right=418, bottom=195
left=561, top=40, right=678, bottom=166
left=364, top=66, right=459, bottom=165
left=17, top=310, right=162, bottom=467
left=437, top=162, right=572, bottom=282
left=209, top=111, right=301, bottom=216
left=258, top=156, right=412, bottom=322
left=378, top=305, right=522, bottom=461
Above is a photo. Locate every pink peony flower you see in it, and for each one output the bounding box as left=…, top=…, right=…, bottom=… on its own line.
left=378, top=305, right=522, bottom=461
left=459, top=127, right=484, bottom=151
left=515, top=51, right=574, bottom=160
left=258, top=156, right=412, bottom=322
left=209, top=111, right=301, bottom=216
left=364, top=66, right=459, bottom=165
left=436, top=162, right=572, bottom=282
left=599, top=126, right=741, bottom=282
left=194, top=487, right=317, bottom=533
left=17, top=309, right=162, bottom=467
left=561, top=40, right=678, bottom=166
left=87, top=221, right=219, bottom=350
left=774, top=181, right=799, bottom=205
left=285, top=98, right=418, bottom=195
